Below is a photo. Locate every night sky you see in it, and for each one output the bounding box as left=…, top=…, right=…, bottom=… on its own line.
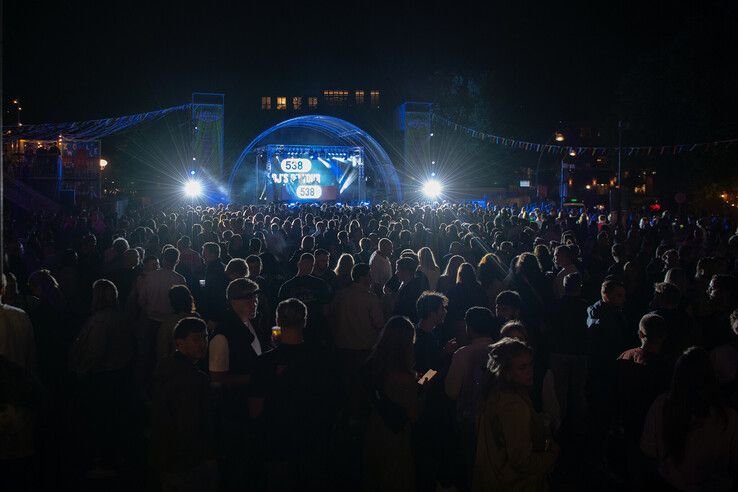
left=4, top=0, right=738, bottom=174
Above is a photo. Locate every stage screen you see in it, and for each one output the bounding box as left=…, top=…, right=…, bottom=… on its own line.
left=270, top=155, right=339, bottom=201
left=262, top=145, right=364, bottom=202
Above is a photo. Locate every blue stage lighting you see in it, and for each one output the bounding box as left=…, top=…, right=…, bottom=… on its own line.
left=189, top=170, right=196, bottom=176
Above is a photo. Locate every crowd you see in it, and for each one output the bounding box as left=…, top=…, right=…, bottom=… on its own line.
left=1, top=200, right=738, bottom=492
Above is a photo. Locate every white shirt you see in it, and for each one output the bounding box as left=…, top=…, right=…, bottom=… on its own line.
left=369, top=251, right=392, bottom=287
left=208, top=319, right=261, bottom=372
left=138, top=268, right=187, bottom=321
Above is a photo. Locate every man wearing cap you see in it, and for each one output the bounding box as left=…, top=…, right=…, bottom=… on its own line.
left=209, top=277, right=269, bottom=490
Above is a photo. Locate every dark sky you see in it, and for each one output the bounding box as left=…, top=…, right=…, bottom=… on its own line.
left=4, top=0, right=737, bottom=140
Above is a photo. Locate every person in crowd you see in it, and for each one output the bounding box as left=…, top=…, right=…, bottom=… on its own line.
left=278, top=253, right=332, bottom=346
left=150, top=317, right=216, bottom=491
left=363, top=316, right=420, bottom=492
left=209, top=278, right=266, bottom=490
left=553, top=244, right=580, bottom=298
left=332, top=252, right=355, bottom=291
left=711, top=309, right=738, bottom=409
left=447, top=263, right=488, bottom=342
left=312, top=248, right=336, bottom=289
left=201, top=242, right=229, bottom=321
left=478, top=253, right=507, bottom=309
left=641, top=347, right=738, bottom=491
left=473, top=337, right=559, bottom=491
left=437, top=254, right=465, bottom=295
left=156, top=284, right=198, bottom=360
left=418, top=247, right=441, bottom=291
left=495, top=290, right=522, bottom=322
left=393, top=256, right=430, bottom=322
left=650, top=281, right=698, bottom=362
left=369, top=238, right=393, bottom=293
left=249, top=298, right=335, bottom=490
left=0, top=273, right=37, bottom=370
left=547, top=272, right=589, bottom=425
left=69, top=279, right=133, bottom=472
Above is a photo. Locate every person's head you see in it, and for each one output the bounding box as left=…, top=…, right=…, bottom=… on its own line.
left=173, top=317, right=208, bottom=362
left=652, top=281, right=681, bottom=310
left=160, top=247, right=180, bottom=269
left=123, top=248, right=140, bottom=269
left=416, top=291, right=448, bottom=325
left=553, top=245, right=573, bottom=269
left=465, top=306, right=498, bottom=340
left=611, top=243, right=626, bottom=263
left=359, top=237, right=371, bottom=253
left=486, top=337, right=535, bottom=389
left=202, top=242, right=221, bottom=263
left=499, top=320, right=528, bottom=341
left=456, top=262, right=478, bottom=286
left=297, top=252, right=315, bottom=276
left=169, top=284, right=195, bottom=314
left=449, top=241, right=462, bottom=255
left=564, top=272, right=582, bottom=296
left=369, top=316, right=416, bottom=386
left=334, top=253, right=355, bottom=277
left=443, top=254, right=465, bottom=277
left=351, top=263, right=372, bottom=286
left=313, top=249, right=330, bottom=274
left=245, top=255, right=262, bottom=277
left=418, top=247, right=438, bottom=271
left=90, top=279, right=118, bottom=311
left=300, top=235, right=315, bottom=251
left=707, top=274, right=738, bottom=309
left=378, top=238, right=393, bottom=256
left=396, top=256, right=418, bottom=283
left=495, top=290, right=521, bottom=320
left=664, top=267, right=687, bottom=295
left=662, top=248, right=679, bottom=269
left=177, top=235, right=191, bottom=250
left=663, top=347, right=724, bottom=465
left=225, top=258, right=249, bottom=280
left=27, top=269, right=60, bottom=300
left=638, top=313, right=667, bottom=348
left=112, top=237, right=130, bottom=256
left=730, top=309, right=738, bottom=337
left=227, top=278, right=260, bottom=320
left=601, top=279, right=626, bottom=307
left=276, top=298, right=307, bottom=333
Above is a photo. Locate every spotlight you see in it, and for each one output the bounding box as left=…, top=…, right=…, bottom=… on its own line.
left=422, top=179, right=443, bottom=199
left=189, top=170, right=196, bottom=176
left=183, top=179, right=203, bottom=198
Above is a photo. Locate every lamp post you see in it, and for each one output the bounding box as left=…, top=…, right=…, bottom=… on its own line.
left=535, top=131, right=565, bottom=200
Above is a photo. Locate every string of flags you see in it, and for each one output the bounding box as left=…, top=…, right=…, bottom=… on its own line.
left=431, top=113, right=738, bottom=156
left=5, top=104, right=193, bottom=141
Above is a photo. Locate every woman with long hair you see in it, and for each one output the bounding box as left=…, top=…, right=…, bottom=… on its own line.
left=641, top=347, right=738, bottom=490
left=333, top=253, right=355, bottom=291
left=363, top=316, right=419, bottom=492
left=418, top=247, right=441, bottom=291
left=437, top=254, right=465, bottom=295
left=478, top=253, right=507, bottom=308
left=447, top=263, right=489, bottom=342
left=473, top=338, right=559, bottom=491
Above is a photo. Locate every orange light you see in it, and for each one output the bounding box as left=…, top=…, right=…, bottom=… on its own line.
left=554, top=132, right=565, bottom=142
left=569, top=149, right=576, bottom=157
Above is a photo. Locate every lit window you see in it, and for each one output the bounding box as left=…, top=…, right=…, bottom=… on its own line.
left=323, top=90, right=349, bottom=105
left=308, top=97, right=318, bottom=109
left=293, top=97, right=302, bottom=110
left=261, top=96, right=271, bottom=110
left=355, top=90, right=365, bottom=105
left=370, top=90, right=380, bottom=107
left=276, top=97, right=287, bottom=110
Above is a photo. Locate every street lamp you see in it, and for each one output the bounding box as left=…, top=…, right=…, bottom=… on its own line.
left=535, top=130, right=565, bottom=199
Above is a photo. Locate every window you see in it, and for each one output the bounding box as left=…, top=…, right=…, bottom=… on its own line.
left=355, top=90, right=365, bottom=105
left=323, top=90, right=349, bottom=105
left=308, top=96, right=318, bottom=109
left=370, top=90, right=380, bottom=107
left=261, top=96, right=271, bottom=110
left=276, top=97, right=287, bottom=110
left=292, top=97, right=302, bottom=110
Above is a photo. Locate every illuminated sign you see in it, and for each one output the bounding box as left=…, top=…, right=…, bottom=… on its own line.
left=296, top=185, right=322, bottom=199
left=280, top=158, right=312, bottom=173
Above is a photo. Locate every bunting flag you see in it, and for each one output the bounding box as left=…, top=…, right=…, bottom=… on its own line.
left=431, top=113, right=738, bottom=156
left=4, top=104, right=192, bottom=141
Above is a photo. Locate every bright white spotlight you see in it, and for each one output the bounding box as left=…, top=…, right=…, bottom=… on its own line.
left=183, top=179, right=203, bottom=198
left=422, top=179, right=443, bottom=199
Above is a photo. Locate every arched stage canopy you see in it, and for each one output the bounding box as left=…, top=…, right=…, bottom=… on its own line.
left=228, top=115, right=402, bottom=202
